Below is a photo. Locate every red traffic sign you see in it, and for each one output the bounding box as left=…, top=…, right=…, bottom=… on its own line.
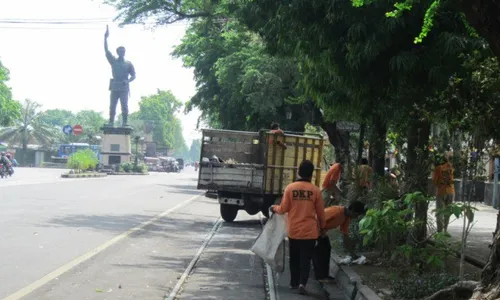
left=72, top=125, right=83, bottom=136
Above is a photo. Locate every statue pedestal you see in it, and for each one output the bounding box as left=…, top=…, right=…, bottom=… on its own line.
left=100, top=126, right=132, bottom=167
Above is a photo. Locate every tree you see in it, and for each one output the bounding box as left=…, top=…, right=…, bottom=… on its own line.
left=171, top=118, right=188, bottom=158
left=0, top=99, right=57, bottom=150
left=39, top=109, right=74, bottom=128
left=0, top=61, right=21, bottom=126
left=137, top=89, right=183, bottom=150
left=173, top=19, right=311, bottom=132
left=74, top=110, right=106, bottom=138
left=188, top=139, right=201, bottom=162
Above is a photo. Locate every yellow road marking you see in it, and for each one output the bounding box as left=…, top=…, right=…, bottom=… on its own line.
left=3, top=193, right=202, bottom=300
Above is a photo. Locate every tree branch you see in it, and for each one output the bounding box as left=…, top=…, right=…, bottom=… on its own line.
left=424, top=281, right=478, bottom=300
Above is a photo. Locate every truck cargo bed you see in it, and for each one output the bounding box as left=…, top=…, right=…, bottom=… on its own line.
left=198, top=162, right=265, bottom=194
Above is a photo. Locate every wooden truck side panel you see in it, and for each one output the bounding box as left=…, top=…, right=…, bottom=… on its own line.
left=264, top=133, right=324, bottom=195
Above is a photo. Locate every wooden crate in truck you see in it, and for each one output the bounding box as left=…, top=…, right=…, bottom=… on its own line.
left=197, top=128, right=324, bottom=222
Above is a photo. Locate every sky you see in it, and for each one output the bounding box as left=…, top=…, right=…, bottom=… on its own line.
left=0, top=0, right=201, bottom=146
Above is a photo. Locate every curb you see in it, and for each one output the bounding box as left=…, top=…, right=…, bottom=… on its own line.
left=108, top=172, right=149, bottom=175
left=61, top=173, right=107, bottom=178
left=323, top=251, right=382, bottom=300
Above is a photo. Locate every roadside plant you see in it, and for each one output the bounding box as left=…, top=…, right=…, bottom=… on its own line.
left=66, top=149, right=99, bottom=173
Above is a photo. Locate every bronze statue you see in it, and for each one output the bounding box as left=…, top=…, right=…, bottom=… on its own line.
left=104, top=25, right=136, bottom=127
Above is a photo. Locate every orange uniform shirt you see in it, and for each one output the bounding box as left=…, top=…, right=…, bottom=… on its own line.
left=268, top=129, right=285, bottom=144
left=322, top=163, right=341, bottom=189
left=274, top=180, right=326, bottom=239
left=324, top=206, right=351, bottom=234
left=432, top=162, right=455, bottom=196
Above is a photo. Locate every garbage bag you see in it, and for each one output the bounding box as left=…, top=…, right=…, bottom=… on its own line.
left=251, top=213, right=287, bottom=273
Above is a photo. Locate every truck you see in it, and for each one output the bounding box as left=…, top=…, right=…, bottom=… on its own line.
left=197, top=129, right=325, bottom=222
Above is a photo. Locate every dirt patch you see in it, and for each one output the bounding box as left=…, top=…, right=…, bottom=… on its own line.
left=328, top=231, right=482, bottom=299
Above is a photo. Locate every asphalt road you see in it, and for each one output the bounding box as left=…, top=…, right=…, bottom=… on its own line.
left=0, top=168, right=268, bottom=300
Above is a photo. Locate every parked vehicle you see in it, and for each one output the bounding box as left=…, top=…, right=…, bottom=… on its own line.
left=197, top=129, right=325, bottom=222
left=144, top=157, right=161, bottom=171
left=0, top=164, right=4, bottom=178
left=176, top=158, right=184, bottom=171
left=159, top=157, right=180, bottom=173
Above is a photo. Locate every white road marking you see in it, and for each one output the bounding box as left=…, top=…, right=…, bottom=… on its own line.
left=164, top=218, right=223, bottom=300
left=2, top=193, right=203, bottom=300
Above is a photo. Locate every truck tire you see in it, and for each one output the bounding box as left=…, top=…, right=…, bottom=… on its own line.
left=220, top=204, right=238, bottom=222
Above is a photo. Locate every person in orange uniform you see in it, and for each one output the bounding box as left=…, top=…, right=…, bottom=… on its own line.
left=271, top=160, right=326, bottom=295
left=322, top=159, right=343, bottom=206
left=432, top=154, right=455, bottom=233
left=313, top=201, right=366, bottom=282
left=269, top=122, right=287, bottom=149
left=357, top=158, right=373, bottom=190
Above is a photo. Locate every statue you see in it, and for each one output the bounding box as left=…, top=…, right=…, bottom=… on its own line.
left=104, top=25, right=136, bottom=127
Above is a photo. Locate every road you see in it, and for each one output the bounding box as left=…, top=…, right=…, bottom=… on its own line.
left=0, top=168, right=268, bottom=300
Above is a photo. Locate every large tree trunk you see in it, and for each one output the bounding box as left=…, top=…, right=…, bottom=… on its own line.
left=470, top=231, right=500, bottom=299
left=369, top=114, right=387, bottom=177
left=320, top=121, right=350, bottom=164
left=405, top=119, right=431, bottom=244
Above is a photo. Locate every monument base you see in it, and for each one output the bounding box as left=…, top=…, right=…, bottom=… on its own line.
left=100, top=126, right=133, bottom=167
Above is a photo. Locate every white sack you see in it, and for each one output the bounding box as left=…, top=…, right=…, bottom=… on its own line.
left=251, top=213, right=288, bottom=273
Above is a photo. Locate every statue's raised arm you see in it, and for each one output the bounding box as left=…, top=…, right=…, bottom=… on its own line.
left=104, top=25, right=114, bottom=64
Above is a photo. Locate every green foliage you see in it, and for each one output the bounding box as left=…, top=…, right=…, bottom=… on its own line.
left=120, top=162, right=133, bottom=172
left=0, top=61, right=21, bottom=126
left=173, top=19, right=310, bottom=131
left=39, top=109, right=74, bottom=127
left=137, top=89, right=186, bottom=152
left=120, top=162, right=147, bottom=173
left=67, top=149, right=99, bottom=172
left=187, top=139, right=201, bottom=162
left=359, top=192, right=456, bottom=269
left=391, top=272, right=458, bottom=299
left=133, top=163, right=148, bottom=173
left=0, top=99, right=58, bottom=150
left=359, top=197, right=414, bottom=253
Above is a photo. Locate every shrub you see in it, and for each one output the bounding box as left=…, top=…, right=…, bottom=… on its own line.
left=120, top=162, right=133, bottom=173
left=67, top=149, right=99, bottom=172
left=132, top=163, right=148, bottom=174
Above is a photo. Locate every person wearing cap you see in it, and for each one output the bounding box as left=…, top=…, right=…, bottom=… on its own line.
left=271, top=160, right=326, bottom=295
left=313, top=201, right=366, bottom=282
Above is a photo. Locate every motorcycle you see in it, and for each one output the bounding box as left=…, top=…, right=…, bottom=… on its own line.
left=0, top=165, right=5, bottom=178
left=6, top=164, right=13, bottom=176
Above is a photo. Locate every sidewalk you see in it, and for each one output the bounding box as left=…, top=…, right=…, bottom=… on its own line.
left=274, top=239, right=345, bottom=300
left=429, top=201, right=497, bottom=265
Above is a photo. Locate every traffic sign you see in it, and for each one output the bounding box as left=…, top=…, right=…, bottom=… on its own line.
left=62, top=125, right=72, bottom=135
left=72, top=124, right=83, bottom=136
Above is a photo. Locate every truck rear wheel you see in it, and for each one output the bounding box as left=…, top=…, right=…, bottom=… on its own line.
left=220, top=204, right=238, bottom=222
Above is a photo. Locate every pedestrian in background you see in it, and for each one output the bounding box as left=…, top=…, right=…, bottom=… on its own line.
left=432, top=154, right=455, bottom=233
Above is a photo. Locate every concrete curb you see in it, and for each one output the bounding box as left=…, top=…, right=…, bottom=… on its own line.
left=61, top=173, right=107, bottom=178
left=108, top=172, right=149, bottom=175
left=322, top=251, right=382, bottom=300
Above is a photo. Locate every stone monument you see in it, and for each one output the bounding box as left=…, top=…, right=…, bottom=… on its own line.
left=100, top=25, right=136, bottom=168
